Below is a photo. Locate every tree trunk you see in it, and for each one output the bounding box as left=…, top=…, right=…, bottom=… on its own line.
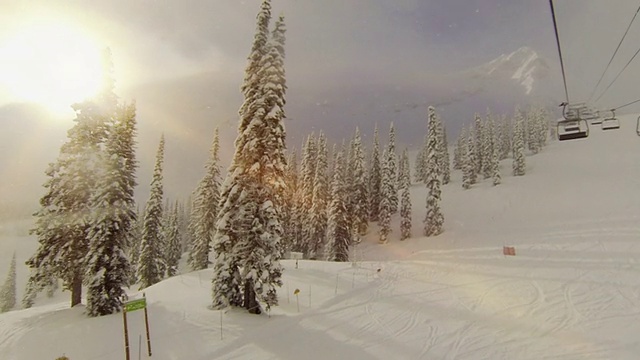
left=71, top=273, right=82, bottom=307
left=243, top=281, right=261, bottom=314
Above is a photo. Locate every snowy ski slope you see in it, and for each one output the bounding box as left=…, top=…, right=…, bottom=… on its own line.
left=1, top=114, right=640, bottom=359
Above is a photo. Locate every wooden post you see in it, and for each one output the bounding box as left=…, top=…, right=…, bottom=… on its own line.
left=123, top=309, right=130, bottom=360
left=143, top=293, right=152, bottom=356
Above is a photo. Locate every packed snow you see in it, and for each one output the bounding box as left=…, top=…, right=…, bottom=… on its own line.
left=2, top=114, right=640, bottom=359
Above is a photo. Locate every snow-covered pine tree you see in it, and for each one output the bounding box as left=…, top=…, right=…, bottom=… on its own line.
left=492, top=131, right=502, bottom=186
left=414, top=134, right=428, bottom=183
left=474, top=113, right=484, bottom=175
left=85, top=102, right=137, bottom=317
left=387, top=122, right=398, bottom=214
left=306, top=132, right=328, bottom=259
left=467, top=128, right=478, bottom=185
left=27, top=49, right=118, bottom=308
left=325, top=149, right=350, bottom=261
left=512, top=108, right=526, bottom=176
left=453, top=130, right=464, bottom=170
left=137, top=135, right=166, bottom=289
left=500, top=115, right=512, bottom=160
left=399, top=149, right=412, bottom=240
left=482, top=111, right=495, bottom=179
left=281, top=148, right=298, bottom=253
left=424, top=106, right=445, bottom=236
left=213, top=1, right=285, bottom=313
left=188, top=128, right=221, bottom=271
left=292, top=133, right=316, bottom=253
left=368, top=125, right=382, bottom=221
left=0, top=253, right=17, bottom=312
left=165, top=202, right=182, bottom=277
left=437, top=117, right=451, bottom=185
left=378, top=148, right=393, bottom=243
left=128, top=206, right=143, bottom=283
left=350, top=127, right=369, bottom=236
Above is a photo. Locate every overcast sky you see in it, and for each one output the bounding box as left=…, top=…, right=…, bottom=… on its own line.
left=1, top=0, right=639, bottom=218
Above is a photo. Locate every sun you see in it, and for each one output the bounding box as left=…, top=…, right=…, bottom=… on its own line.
left=0, top=17, right=104, bottom=119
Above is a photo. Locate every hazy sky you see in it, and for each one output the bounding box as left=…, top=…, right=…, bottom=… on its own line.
left=1, top=0, right=639, bottom=218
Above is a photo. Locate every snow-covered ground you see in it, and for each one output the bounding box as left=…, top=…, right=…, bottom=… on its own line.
left=2, top=114, right=640, bottom=359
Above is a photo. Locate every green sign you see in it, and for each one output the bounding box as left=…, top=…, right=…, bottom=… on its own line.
left=124, top=298, right=146, bottom=312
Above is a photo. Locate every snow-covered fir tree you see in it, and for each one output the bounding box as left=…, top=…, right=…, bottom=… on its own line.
left=128, top=206, right=143, bottom=284
left=85, top=102, right=137, bottom=317
left=424, top=106, right=445, bottom=236
left=212, top=0, right=285, bottom=314
left=306, top=132, right=328, bottom=259
left=512, top=108, right=526, bottom=176
left=27, top=49, right=118, bottom=308
left=378, top=148, right=393, bottom=243
left=461, top=128, right=472, bottom=189
left=499, top=115, right=512, bottom=160
left=368, top=125, right=382, bottom=221
left=482, top=111, right=495, bottom=179
left=437, top=117, right=451, bottom=185
left=387, top=122, right=398, bottom=213
left=325, top=149, right=350, bottom=261
left=492, top=133, right=502, bottom=186
left=137, top=135, right=166, bottom=289
left=414, top=134, right=428, bottom=183
left=474, top=113, right=484, bottom=175
left=164, top=202, right=182, bottom=277
left=0, top=253, right=16, bottom=312
left=399, top=149, right=412, bottom=241
left=281, top=149, right=298, bottom=253
left=188, top=128, right=221, bottom=271
left=350, top=127, right=369, bottom=237
left=453, top=130, right=464, bottom=170
left=293, top=133, right=316, bottom=253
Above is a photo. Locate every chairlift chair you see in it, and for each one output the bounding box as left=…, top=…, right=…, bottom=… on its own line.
left=601, top=109, right=620, bottom=130
left=636, top=115, right=640, bottom=136
left=557, top=102, right=589, bottom=141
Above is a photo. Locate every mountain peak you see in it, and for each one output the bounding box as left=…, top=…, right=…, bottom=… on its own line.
left=475, top=47, right=550, bottom=95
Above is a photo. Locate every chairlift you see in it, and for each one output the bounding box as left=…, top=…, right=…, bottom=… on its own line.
left=601, top=109, right=620, bottom=130
left=636, top=115, right=640, bottom=136
left=557, top=102, right=589, bottom=141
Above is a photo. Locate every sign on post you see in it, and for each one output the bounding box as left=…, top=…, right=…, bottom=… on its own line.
left=124, top=298, right=146, bottom=312
left=122, top=294, right=152, bottom=360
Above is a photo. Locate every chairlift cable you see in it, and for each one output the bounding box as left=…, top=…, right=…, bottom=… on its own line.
left=587, top=3, right=640, bottom=104
left=549, top=0, right=571, bottom=104
left=594, top=43, right=640, bottom=105
left=613, top=97, right=640, bottom=111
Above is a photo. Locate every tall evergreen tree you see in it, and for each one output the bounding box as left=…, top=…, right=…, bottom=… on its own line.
left=437, top=117, right=451, bottom=185
left=368, top=125, right=382, bottom=221
left=387, top=123, right=398, bottom=214
left=350, top=128, right=369, bottom=236
left=424, top=107, right=444, bottom=237
left=85, top=102, right=137, bottom=316
left=512, top=108, right=526, bottom=176
left=400, top=150, right=412, bottom=240
left=306, top=133, right=328, bottom=259
left=165, top=202, right=182, bottom=277
left=212, top=1, right=285, bottom=314
left=128, top=206, right=143, bottom=284
left=281, top=149, right=298, bottom=253
left=492, top=134, right=502, bottom=186
left=26, top=50, right=117, bottom=308
left=0, top=253, right=17, bottom=312
left=378, top=148, right=393, bottom=243
left=188, top=128, right=221, bottom=271
left=414, top=134, right=428, bottom=183
left=137, top=135, right=166, bottom=289
left=325, top=150, right=350, bottom=261
left=473, top=114, right=483, bottom=175
left=453, top=130, right=464, bottom=170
